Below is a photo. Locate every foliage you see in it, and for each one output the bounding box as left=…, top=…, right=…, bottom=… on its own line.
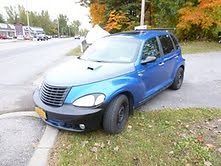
left=177, top=0, right=221, bottom=40
left=105, top=10, right=130, bottom=33
left=89, top=1, right=106, bottom=26
left=4, top=6, right=19, bottom=24
left=79, top=28, right=89, bottom=36
left=57, top=14, right=69, bottom=35
left=0, top=14, right=5, bottom=23
left=86, top=0, right=221, bottom=40
left=3, top=5, right=84, bottom=36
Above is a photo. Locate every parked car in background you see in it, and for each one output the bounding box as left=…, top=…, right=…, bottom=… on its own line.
left=74, top=35, right=81, bottom=39
left=35, top=33, right=47, bottom=41
left=0, top=34, right=7, bottom=39
left=34, top=30, right=185, bottom=134
left=46, top=35, right=52, bottom=40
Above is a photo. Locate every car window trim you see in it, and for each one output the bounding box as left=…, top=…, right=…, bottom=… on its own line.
left=158, top=34, right=176, bottom=56
left=140, top=37, right=161, bottom=62
left=170, top=33, right=180, bottom=50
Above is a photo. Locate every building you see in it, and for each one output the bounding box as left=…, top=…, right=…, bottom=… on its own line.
left=1, top=23, right=45, bottom=40
left=0, top=23, right=16, bottom=39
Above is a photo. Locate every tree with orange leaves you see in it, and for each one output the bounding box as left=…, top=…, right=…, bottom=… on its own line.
left=177, top=0, right=221, bottom=40
left=105, top=10, right=130, bottom=33
left=89, top=1, right=106, bottom=26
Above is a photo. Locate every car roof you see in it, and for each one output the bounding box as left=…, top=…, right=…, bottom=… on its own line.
left=109, top=30, right=170, bottom=41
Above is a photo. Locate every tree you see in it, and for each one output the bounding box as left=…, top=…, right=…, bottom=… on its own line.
left=4, top=5, right=59, bottom=35
left=105, top=10, right=130, bottom=33
left=177, top=0, right=221, bottom=40
left=0, top=14, right=5, bottom=23
left=4, top=6, right=19, bottom=24
left=70, top=20, right=81, bottom=36
left=79, top=28, right=89, bottom=36
left=89, top=1, right=106, bottom=26
left=58, top=14, right=69, bottom=35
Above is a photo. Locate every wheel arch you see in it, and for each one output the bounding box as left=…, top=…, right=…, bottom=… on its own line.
left=109, top=90, right=135, bottom=115
left=180, top=64, right=185, bottom=71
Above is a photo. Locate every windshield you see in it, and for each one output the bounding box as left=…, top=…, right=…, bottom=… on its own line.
left=80, top=37, right=141, bottom=63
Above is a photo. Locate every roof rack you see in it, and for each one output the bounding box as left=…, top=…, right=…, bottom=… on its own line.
left=135, top=28, right=176, bottom=31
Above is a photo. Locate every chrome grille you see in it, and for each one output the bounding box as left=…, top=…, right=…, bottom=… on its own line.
left=40, top=83, right=70, bottom=107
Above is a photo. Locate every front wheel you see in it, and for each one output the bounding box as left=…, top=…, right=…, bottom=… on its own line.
left=170, top=67, right=184, bottom=90
left=103, top=95, right=129, bottom=134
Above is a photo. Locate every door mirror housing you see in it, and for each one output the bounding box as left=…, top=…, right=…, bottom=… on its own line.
left=141, top=56, right=157, bottom=64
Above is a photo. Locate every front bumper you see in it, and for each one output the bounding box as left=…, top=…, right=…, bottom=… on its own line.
left=33, top=89, right=103, bottom=132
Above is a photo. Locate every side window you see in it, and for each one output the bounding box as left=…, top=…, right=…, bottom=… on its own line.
left=159, top=35, right=175, bottom=55
left=142, top=37, right=160, bottom=60
left=170, top=34, right=180, bottom=49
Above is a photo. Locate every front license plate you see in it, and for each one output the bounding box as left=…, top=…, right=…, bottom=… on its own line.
left=35, top=107, right=47, bottom=119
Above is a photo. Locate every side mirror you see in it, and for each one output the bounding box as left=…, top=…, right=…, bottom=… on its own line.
left=141, top=56, right=156, bottom=64
left=80, top=40, right=90, bottom=53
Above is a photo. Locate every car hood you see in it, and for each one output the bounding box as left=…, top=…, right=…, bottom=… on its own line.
left=44, top=58, right=135, bottom=87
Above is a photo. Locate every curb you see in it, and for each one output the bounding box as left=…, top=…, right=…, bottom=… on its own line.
left=0, top=111, right=59, bottom=166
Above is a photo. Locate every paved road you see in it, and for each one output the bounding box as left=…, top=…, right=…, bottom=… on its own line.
left=0, top=38, right=79, bottom=165
left=140, top=51, right=221, bottom=111
left=0, top=38, right=80, bottom=114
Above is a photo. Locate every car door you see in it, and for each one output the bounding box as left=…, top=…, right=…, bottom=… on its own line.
left=137, top=37, right=166, bottom=99
left=158, top=34, right=178, bottom=84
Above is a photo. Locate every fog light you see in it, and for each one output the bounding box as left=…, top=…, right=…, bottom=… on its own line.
left=79, top=124, right=85, bottom=130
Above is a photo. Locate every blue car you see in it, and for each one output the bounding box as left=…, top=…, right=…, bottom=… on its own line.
left=33, top=30, right=185, bottom=134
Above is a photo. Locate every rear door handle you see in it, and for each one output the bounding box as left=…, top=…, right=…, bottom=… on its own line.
left=159, top=62, right=165, bottom=66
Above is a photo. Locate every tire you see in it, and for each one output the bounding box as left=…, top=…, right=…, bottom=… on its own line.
left=170, top=67, right=184, bottom=90
left=103, top=95, right=130, bottom=134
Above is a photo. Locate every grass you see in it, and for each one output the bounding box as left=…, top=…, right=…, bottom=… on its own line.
left=181, top=41, right=221, bottom=54
left=66, top=46, right=82, bottom=56
left=49, top=108, right=221, bottom=166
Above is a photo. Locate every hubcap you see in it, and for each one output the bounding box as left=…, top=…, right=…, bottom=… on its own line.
left=117, top=105, right=126, bottom=126
left=177, top=71, right=183, bottom=86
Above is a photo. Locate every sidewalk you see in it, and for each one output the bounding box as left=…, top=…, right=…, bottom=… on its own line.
left=0, top=112, right=45, bottom=166
left=0, top=39, right=20, bottom=44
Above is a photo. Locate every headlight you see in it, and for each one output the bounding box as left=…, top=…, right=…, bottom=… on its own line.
left=73, top=94, right=105, bottom=107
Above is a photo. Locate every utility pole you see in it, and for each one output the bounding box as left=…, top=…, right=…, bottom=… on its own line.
left=140, top=0, right=146, bottom=26
left=26, top=0, right=31, bottom=38
left=57, top=19, right=60, bottom=38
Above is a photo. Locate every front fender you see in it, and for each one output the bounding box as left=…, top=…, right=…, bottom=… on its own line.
left=65, top=72, right=144, bottom=107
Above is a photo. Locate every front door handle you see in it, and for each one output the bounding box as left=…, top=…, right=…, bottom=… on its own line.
left=138, top=70, right=145, bottom=77
left=159, top=62, right=165, bottom=66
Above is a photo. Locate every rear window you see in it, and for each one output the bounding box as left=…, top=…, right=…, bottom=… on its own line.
left=159, top=35, right=175, bottom=55
left=170, top=34, right=180, bottom=49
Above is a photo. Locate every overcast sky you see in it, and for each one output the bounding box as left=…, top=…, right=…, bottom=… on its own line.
left=0, top=0, right=92, bottom=29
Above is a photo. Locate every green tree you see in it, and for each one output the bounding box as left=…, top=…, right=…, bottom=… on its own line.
left=70, top=20, right=81, bottom=36
left=0, top=14, right=5, bottom=23
left=79, top=28, right=89, bottom=36
left=58, top=14, right=69, bottom=35
left=4, top=6, right=19, bottom=24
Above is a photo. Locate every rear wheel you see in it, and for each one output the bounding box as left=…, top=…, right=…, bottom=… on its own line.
left=170, top=67, right=184, bottom=90
left=103, top=95, right=129, bottom=134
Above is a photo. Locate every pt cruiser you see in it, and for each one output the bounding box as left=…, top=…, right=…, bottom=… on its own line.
left=34, top=30, right=185, bottom=134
